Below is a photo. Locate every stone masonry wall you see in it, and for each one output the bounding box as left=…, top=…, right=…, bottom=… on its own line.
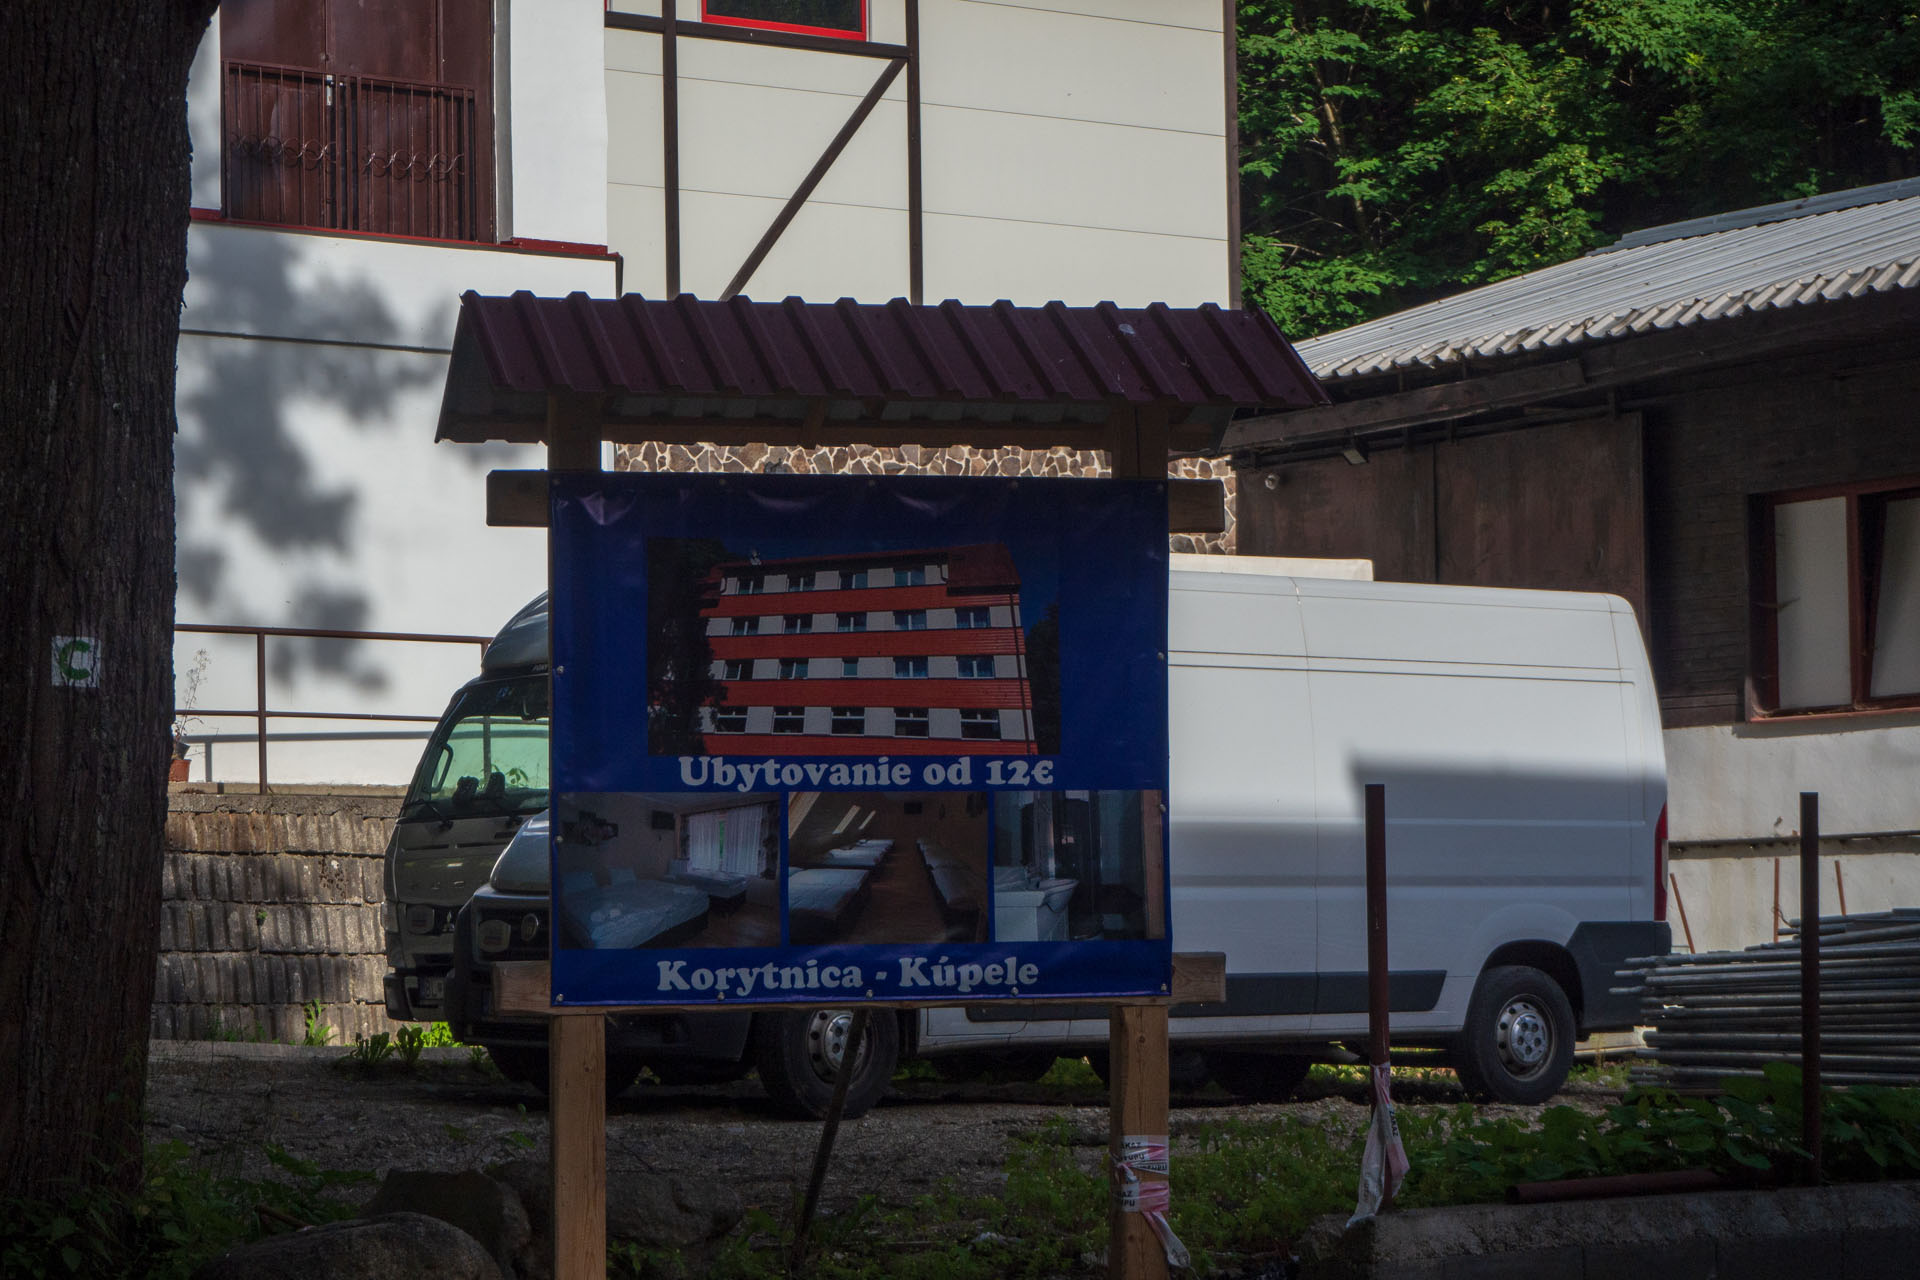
left=156, top=792, right=401, bottom=1045
left=616, top=442, right=1238, bottom=554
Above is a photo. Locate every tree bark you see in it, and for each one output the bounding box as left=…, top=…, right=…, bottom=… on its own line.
left=0, top=0, right=217, bottom=1199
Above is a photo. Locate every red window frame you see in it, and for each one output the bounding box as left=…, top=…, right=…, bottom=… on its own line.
left=700, top=0, right=867, bottom=40
left=1750, top=474, right=1920, bottom=719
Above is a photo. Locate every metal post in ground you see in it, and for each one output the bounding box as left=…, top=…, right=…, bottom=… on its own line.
left=1800, top=791, right=1822, bottom=1184
left=790, top=1008, right=871, bottom=1275
left=1365, top=782, right=1395, bottom=1214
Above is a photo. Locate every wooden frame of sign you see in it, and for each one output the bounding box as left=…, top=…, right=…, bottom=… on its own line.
left=505, top=395, right=1224, bottom=1280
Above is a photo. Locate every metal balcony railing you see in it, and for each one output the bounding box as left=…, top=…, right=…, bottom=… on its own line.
left=174, top=623, right=491, bottom=791
left=222, top=59, right=483, bottom=240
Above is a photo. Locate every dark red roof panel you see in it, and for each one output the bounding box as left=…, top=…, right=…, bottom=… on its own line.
left=438, top=291, right=1326, bottom=445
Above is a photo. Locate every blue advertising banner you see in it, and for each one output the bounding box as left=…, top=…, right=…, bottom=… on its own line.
left=548, top=473, right=1169, bottom=1006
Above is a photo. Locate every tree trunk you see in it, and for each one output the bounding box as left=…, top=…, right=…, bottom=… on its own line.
left=0, top=0, right=217, bottom=1199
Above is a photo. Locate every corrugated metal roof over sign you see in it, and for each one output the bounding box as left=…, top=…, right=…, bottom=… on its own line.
left=438, top=291, right=1326, bottom=445
left=1296, top=180, right=1920, bottom=382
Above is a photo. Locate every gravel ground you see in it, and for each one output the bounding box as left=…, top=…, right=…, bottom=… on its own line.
left=144, top=1041, right=1620, bottom=1223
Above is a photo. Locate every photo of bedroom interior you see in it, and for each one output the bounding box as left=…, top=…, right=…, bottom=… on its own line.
left=785, top=791, right=991, bottom=944
left=553, top=792, right=780, bottom=950
left=991, top=790, right=1161, bottom=942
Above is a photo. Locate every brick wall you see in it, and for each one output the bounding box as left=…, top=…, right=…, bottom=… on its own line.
left=155, top=792, right=401, bottom=1044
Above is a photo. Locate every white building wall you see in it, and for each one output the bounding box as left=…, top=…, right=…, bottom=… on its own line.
left=1666, top=720, right=1920, bottom=844
left=175, top=3, right=617, bottom=785
left=605, top=0, right=1231, bottom=305
left=1664, top=719, right=1920, bottom=953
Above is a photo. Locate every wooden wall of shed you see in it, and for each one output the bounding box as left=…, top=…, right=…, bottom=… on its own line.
left=1238, top=414, right=1647, bottom=621
left=1237, top=337, right=1920, bottom=730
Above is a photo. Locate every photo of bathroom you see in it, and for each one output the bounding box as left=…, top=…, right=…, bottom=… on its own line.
left=785, top=791, right=991, bottom=944
left=990, top=790, right=1163, bottom=941
left=553, top=792, right=781, bottom=949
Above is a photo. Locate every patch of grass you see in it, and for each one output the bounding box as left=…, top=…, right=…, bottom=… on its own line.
left=0, top=1143, right=372, bottom=1280
left=1037, top=1056, right=1104, bottom=1091
left=342, top=1032, right=395, bottom=1070
left=1566, top=1057, right=1631, bottom=1090
left=299, top=1000, right=331, bottom=1048
left=418, top=1021, right=462, bottom=1049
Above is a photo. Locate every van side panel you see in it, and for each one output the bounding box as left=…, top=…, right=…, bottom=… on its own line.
left=1612, top=601, right=1669, bottom=925
left=1165, top=578, right=1318, bottom=1033
left=1299, top=584, right=1637, bottom=1036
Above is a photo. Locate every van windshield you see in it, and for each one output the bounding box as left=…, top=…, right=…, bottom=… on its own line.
left=403, top=676, right=549, bottom=820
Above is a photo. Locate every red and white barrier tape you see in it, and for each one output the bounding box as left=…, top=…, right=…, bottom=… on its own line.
left=1113, top=1135, right=1190, bottom=1268
left=1348, top=1063, right=1410, bottom=1226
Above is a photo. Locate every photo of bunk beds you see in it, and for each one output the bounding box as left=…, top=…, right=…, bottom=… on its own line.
left=918, top=838, right=987, bottom=937
left=785, top=865, right=876, bottom=943
left=816, top=837, right=893, bottom=870
left=784, top=792, right=990, bottom=944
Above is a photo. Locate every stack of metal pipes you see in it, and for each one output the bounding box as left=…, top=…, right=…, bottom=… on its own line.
left=1616, top=909, right=1920, bottom=1088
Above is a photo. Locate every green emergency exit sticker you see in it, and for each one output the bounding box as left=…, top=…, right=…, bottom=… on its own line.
left=52, top=635, right=100, bottom=688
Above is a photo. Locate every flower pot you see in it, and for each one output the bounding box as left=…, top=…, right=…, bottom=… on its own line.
left=168, top=758, right=191, bottom=782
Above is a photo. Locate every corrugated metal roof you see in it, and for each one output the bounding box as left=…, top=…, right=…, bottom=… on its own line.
left=1295, top=186, right=1920, bottom=381
left=437, top=292, right=1326, bottom=444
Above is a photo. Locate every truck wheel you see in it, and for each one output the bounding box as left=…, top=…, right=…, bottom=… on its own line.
left=1206, top=1051, right=1312, bottom=1102
left=1453, top=965, right=1574, bottom=1104
left=486, top=1043, right=643, bottom=1100
left=755, top=1009, right=899, bottom=1120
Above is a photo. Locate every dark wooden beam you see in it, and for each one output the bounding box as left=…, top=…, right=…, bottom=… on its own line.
left=1167, top=478, right=1227, bottom=533
left=906, top=0, right=923, bottom=305
left=546, top=393, right=602, bottom=471
left=720, top=57, right=906, bottom=301
left=662, top=0, right=681, bottom=299
left=605, top=11, right=908, bottom=60
left=487, top=469, right=547, bottom=527
left=1222, top=360, right=1589, bottom=450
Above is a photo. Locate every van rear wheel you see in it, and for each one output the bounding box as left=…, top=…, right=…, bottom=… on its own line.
left=1453, top=965, right=1574, bottom=1104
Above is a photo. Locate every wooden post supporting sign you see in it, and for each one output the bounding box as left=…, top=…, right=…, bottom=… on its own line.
left=1105, top=403, right=1174, bottom=1280
left=547, top=391, right=605, bottom=1280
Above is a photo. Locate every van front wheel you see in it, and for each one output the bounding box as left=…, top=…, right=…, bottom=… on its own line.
left=1453, top=965, right=1573, bottom=1104
left=754, top=1008, right=899, bottom=1120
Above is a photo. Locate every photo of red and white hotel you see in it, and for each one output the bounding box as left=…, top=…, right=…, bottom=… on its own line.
left=695, top=546, right=1038, bottom=755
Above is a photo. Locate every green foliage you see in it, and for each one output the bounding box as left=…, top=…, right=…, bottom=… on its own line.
left=1237, top=0, right=1920, bottom=337
left=393, top=1026, right=428, bottom=1069
left=1400, top=1064, right=1920, bottom=1207
left=343, top=1033, right=395, bottom=1070
left=299, top=1000, right=331, bottom=1048
left=418, top=1021, right=461, bottom=1048
left=0, top=1143, right=370, bottom=1280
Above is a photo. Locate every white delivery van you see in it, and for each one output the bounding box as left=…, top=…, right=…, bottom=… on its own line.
left=915, top=556, right=1670, bottom=1103
left=394, top=557, right=1669, bottom=1114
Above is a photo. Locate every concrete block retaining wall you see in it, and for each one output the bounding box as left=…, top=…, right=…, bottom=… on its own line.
left=156, top=792, right=401, bottom=1045
left=1298, top=1181, right=1920, bottom=1280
